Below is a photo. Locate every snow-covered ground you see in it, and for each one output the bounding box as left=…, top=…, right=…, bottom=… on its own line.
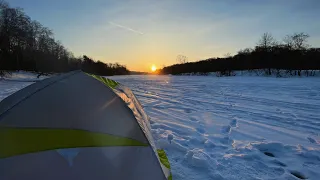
left=182, top=70, right=320, bottom=77
left=110, top=75, right=320, bottom=180
left=0, top=71, right=49, bottom=101
left=1, top=73, right=319, bottom=179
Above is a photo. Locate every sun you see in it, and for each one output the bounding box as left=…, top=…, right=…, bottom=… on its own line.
left=151, top=65, right=157, bottom=72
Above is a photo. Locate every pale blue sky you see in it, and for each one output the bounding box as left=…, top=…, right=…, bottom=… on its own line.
left=9, top=0, right=320, bottom=71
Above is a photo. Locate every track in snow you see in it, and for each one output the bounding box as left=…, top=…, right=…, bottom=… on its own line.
left=111, top=75, right=320, bottom=180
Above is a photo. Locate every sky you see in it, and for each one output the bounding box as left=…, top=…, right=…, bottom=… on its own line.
left=9, top=0, right=320, bottom=72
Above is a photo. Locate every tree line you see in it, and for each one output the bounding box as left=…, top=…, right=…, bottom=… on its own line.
left=161, top=32, right=320, bottom=76
left=0, top=1, right=129, bottom=76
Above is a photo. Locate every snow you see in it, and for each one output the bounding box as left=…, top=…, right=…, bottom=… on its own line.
left=1, top=71, right=49, bottom=82
left=0, top=71, right=50, bottom=101
left=110, top=75, right=320, bottom=180
left=1, top=72, right=320, bottom=180
left=182, top=70, right=320, bottom=77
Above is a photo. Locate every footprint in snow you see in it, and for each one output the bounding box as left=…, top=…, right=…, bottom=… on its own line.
left=189, top=117, right=198, bottom=122
left=230, top=119, right=238, bottom=127
left=196, top=127, right=205, bottom=134
left=276, top=108, right=283, bottom=114
left=167, top=134, right=174, bottom=143
left=307, top=137, right=317, bottom=144
left=220, top=136, right=233, bottom=145
left=263, top=152, right=275, bottom=157
left=221, top=125, right=231, bottom=134
left=290, top=171, right=307, bottom=179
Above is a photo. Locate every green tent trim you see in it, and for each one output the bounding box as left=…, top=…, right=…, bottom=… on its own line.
left=157, top=149, right=171, bottom=169
left=0, top=127, right=148, bottom=158
left=157, top=149, right=172, bottom=180
left=88, top=74, right=119, bottom=89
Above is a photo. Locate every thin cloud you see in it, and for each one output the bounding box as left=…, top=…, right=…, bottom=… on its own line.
left=108, top=21, right=144, bottom=35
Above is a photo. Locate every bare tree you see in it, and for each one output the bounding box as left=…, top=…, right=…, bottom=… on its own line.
left=258, top=32, right=276, bottom=49
left=257, top=33, right=277, bottom=75
left=283, top=35, right=294, bottom=49
left=177, top=55, right=188, bottom=64
left=284, top=33, right=309, bottom=50
left=292, top=33, right=310, bottom=50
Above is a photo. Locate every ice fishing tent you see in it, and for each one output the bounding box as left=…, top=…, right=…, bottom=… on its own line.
left=0, top=71, right=171, bottom=180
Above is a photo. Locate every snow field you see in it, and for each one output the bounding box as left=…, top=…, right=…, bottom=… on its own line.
left=111, top=75, right=320, bottom=180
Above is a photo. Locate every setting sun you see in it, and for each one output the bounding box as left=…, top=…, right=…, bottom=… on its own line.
left=151, top=65, right=157, bottom=72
